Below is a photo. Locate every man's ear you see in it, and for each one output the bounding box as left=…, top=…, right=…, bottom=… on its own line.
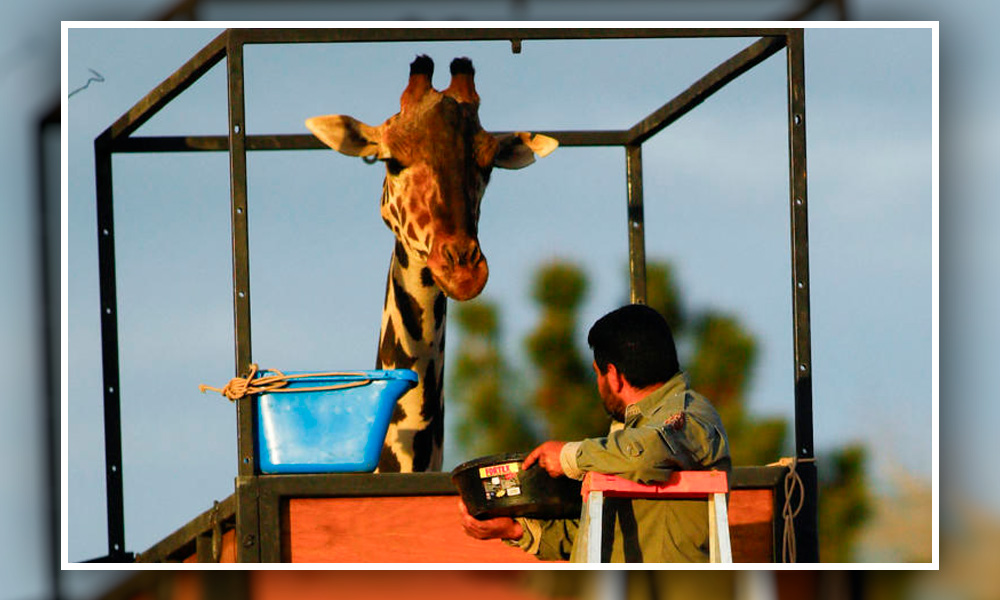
left=305, top=115, right=382, bottom=157
left=605, top=363, right=626, bottom=393
left=493, top=132, right=558, bottom=169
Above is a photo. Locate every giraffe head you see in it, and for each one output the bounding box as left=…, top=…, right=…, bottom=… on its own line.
left=307, top=55, right=557, bottom=301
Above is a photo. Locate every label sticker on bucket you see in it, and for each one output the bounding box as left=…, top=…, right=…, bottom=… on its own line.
left=479, top=461, right=520, bottom=478
left=480, top=461, right=522, bottom=500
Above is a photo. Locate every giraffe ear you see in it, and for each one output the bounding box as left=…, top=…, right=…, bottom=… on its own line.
left=493, top=132, right=559, bottom=170
left=306, top=115, right=382, bottom=157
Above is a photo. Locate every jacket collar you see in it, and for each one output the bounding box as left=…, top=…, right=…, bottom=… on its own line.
left=624, top=372, right=688, bottom=424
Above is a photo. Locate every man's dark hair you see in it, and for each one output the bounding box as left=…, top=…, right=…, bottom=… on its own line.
left=587, top=304, right=680, bottom=389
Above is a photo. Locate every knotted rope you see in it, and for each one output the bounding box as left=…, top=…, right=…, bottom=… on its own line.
left=199, top=363, right=371, bottom=401
left=768, top=456, right=816, bottom=563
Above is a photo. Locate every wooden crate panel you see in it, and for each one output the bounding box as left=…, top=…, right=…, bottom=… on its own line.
left=730, top=488, right=775, bottom=562
left=285, top=496, right=541, bottom=562
left=286, top=489, right=774, bottom=563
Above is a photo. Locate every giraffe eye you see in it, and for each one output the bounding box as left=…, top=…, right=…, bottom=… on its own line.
left=384, top=158, right=406, bottom=176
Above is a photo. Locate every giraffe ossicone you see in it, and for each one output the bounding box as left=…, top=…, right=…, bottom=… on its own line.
left=307, top=55, right=557, bottom=472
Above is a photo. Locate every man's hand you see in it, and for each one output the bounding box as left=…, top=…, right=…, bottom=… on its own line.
left=458, top=498, right=523, bottom=541
left=523, top=441, right=567, bottom=478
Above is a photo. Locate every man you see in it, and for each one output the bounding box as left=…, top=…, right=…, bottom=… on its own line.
left=458, top=304, right=731, bottom=562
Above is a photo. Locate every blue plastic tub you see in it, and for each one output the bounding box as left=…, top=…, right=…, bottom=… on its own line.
left=255, top=369, right=417, bottom=474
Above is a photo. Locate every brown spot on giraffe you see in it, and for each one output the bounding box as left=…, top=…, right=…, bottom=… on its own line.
left=307, top=55, right=557, bottom=472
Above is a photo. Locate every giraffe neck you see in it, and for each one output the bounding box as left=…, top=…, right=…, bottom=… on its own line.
left=375, top=240, right=447, bottom=472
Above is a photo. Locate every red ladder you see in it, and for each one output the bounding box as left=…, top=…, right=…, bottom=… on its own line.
left=581, top=471, right=732, bottom=563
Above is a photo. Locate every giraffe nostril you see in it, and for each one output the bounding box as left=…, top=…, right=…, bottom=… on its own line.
left=440, top=241, right=482, bottom=268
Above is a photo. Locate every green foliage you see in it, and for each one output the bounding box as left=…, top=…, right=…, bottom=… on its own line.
left=526, top=261, right=609, bottom=440
left=685, top=312, right=787, bottom=467
left=531, top=262, right=587, bottom=310
left=634, top=260, right=785, bottom=468
left=643, top=261, right=685, bottom=335
left=818, top=444, right=872, bottom=562
left=687, top=313, right=756, bottom=413
left=451, top=299, right=539, bottom=457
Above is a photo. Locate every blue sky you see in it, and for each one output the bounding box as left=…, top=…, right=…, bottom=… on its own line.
left=62, top=24, right=933, bottom=563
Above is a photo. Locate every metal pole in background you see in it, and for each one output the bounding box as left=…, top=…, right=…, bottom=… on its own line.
left=37, top=104, right=62, bottom=595
left=626, top=144, right=647, bottom=304
left=786, top=28, right=819, bottom=562
left=94, top=130, right=129, bottom=561
left=226, top=30, right=262, bottom=563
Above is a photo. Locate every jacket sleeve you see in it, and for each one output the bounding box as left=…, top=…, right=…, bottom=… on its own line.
left=509, top=517, right=578, bottom=561
left=572, top=413, right=724, bottom=484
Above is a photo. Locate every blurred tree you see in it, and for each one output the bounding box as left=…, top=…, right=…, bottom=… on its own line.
left=818, top=444, right=872, bottom=562
left=687, top=311, right=787, bottom=467
left=647, top=259, right=788, bottom=467
left=643, top=260, right=685, bottom=334
left=451, top=257, right=870, bottom=560
left=451, top=299, right=539, bottom=457
left=524, top=262, right=609, bottom=440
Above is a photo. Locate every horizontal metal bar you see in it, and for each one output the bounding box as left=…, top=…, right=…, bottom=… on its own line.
left=112, top=130, right=629, bottom=153
left=113, top=136, right=231, bottom=152
left=260, top=472, right=457, bottom=498
left=731, top=465, right=788, bottom=488
left=82, top=552, right=135, bottom=563
left=235, top=27, right=794, bottom=46
left=498, top=130, right=629, bottom=147
left=107, top=30, right=228, bottom=142
left=628, top=35, right=787, bottom=145
left=257, top=466, right=784, bottom=500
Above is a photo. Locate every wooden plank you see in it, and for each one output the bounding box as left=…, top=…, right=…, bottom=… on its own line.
left=730, top=488, right=774, bottom=562
left=286, top=496, right=541, bottom=562
left=286, top=490, right=771, bottom=563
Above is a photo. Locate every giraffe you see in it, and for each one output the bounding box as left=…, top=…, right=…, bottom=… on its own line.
left=306, top=55, right=557, bottom=472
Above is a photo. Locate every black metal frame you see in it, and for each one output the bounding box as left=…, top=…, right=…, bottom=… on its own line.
left=36, top=103, right=65, bottom=593
left=155, top=0, right=849, bottom=22
left=93, top=27, right=816, bottom=563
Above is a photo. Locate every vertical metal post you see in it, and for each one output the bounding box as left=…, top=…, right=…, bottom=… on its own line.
left=626, top=144, right=647, bottom=304
left=258, top=485, right=282, bottom=562
left=226, top=31, right=260, bottom=563
left=37, top=106, right=62, bottom=593
left=95, top=131, right=127, bottom=560
left=786, top=28, right=819, bottom=562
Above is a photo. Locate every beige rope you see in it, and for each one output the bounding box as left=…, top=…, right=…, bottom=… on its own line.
left=768, top=456, right=816, bottom=563
left=199, top=363, right=371, bottom=401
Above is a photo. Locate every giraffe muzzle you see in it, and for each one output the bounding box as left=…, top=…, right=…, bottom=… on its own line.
left=428, top=238, right=489, bottom=301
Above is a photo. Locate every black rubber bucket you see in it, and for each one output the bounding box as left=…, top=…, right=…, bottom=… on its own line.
left=451, top=452, right=583, bottom=520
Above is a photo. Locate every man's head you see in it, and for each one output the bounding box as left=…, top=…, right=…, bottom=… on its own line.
left=588, top=304, right=680, bottom=390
